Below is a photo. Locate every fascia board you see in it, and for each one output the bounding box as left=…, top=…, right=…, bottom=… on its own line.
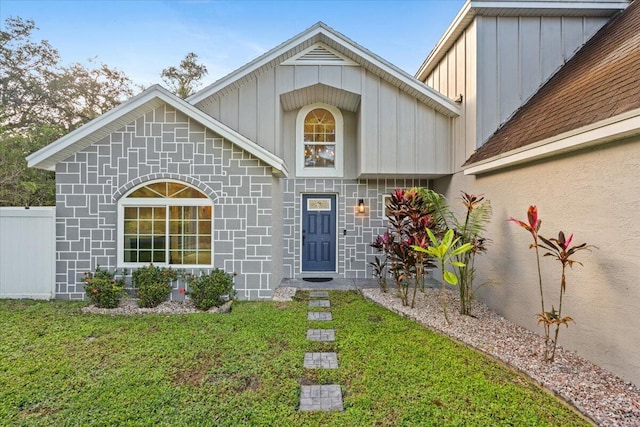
left=416, top=1, right=473, bottom=81
left=187, top=24, right=326, bottom=105
left=471, top=1, right=629, bottom=12
left=162, top=92, right=289, bottom=177
left=317, top=29, right=461, bottom=117
left=26, top=86, right=164, bottom=170
left=463, top=108, right=640, bottom=175
left=27, top=85, right=289, bottom=177
left=188, top=22, right=460, bottom=117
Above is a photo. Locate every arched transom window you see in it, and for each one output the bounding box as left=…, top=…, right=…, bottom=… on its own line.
left=296, top=103, right=344, bottom=177
left=118, top=181, right=213, bottom=267
left=304, top=108, right=336, bottom=168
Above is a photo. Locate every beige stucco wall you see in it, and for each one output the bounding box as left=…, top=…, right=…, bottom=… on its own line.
left=433, top=135, right=640, bottom=386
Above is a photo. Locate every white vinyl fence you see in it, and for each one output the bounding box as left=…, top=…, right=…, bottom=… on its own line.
left=0, top=207, right=56, bottom=299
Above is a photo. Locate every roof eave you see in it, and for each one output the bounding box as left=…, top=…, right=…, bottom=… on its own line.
left=463, top=108, right=640, bottom=175
left=188, top=22, right=460, bottom=117
left=27, top=85, right=289, bottom=178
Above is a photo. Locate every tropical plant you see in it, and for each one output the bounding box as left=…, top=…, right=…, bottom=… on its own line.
left=83, top=265, right=126, bottom=308
left=508, top=206, right=548, bottom=356
left=371, top=188, right=438, bottom=307
left=368, top=256, right=388, bottom=292
left=132, top=264, right=179, bottom=308
left=419, top=189, right=492, bottom=315
left=509, top=206, right=593, bottom=362
left=184, top=269, right=236, bottom=311
left=537, top=231, right=593, bottom=362
left=412, top=229, right=472, bottom=324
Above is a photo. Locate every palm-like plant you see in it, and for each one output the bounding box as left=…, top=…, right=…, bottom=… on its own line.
left=413, top=229, right=473, bottom=324
left=418, top=189, right=492, bottom=315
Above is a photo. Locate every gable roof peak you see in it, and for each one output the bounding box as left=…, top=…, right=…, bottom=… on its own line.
left=27, top=84, right=288, bottom=177
left=187, top=22, right=460, bottom=117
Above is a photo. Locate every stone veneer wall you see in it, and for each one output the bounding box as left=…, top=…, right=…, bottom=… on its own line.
left=282, top=178, right=429, bottom=279
left=55, top=104, right=274, bottom=301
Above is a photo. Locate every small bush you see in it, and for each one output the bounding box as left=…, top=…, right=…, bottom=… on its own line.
left=186, top=269, right=235, bottom=311
left=83, top=266, right=125, bottom=308
left=132, top=264, right=179, bottom=308
left=137, top=281, right=172, bottom=308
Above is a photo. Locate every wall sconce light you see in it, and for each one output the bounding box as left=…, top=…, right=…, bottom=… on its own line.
left=358, top=199, right=365, bottom=214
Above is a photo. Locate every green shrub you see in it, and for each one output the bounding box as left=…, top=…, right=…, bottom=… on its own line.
left=132, top=264, right=179, bottom=308
left=185, top=269, right=235, bottom=311
left=136, top=281, right=172, bottom=308
left=83, top=266, right=125, bottom=308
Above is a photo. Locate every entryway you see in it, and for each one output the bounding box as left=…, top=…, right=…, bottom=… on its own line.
left=301, top=194, right=337, bottom=272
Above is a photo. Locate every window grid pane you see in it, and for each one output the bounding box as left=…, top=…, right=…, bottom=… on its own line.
left=303, top=108, right=336, bottom=168
left=123, top=206, right=167, bottom=264
left=168, top=205, right=212, bottom=265
left=124, top=183, right=211, bottom=266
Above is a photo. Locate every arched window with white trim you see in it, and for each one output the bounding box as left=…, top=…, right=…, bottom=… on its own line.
left=296, top=103, right=344, bottom=177
left=118, top=180, right=213, bottom=267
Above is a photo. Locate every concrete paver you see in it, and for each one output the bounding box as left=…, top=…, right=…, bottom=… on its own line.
left=308, top=311, right=332, bottom=321
left=308, top=300, right=330, bottom=307
left=304, top=352, right=338, bottom=369
left=299, top=385, right=344, bottom=411
left=309, top=291, right=329, bottom=298
left=306, top=329, right=335, bottom=342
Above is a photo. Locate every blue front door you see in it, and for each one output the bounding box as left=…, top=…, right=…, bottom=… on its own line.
left=302, top=194, right=336, bottom=272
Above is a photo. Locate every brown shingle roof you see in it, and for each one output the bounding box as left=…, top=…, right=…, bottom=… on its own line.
left=464, top=0, right=640, bottom=166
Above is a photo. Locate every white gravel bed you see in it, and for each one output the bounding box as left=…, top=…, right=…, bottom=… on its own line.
left=81, top=297, right=232, bottom=315
left=272, top=286, right=297, bottom=302
left=362, top=287, right=640, bottom=427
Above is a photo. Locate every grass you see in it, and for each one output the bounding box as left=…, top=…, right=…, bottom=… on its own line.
left=0, top=291, right=591, bottom=426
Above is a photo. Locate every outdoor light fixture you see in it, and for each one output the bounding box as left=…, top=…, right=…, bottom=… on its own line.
left=358, top=199, right=365, bottom=213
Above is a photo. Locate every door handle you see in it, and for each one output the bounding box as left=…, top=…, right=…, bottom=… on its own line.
left=302, top=230, right=306, bottom=245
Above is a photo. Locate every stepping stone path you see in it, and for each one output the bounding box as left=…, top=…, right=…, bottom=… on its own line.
left=309, top=291, right=329, bottom=298
left=306, top=329, right=335, bottom=342
left=299, top=385, right=344, bottom=411
left=308, top=312, right=332, bottom=321
left=299, top=290, right=344, bottom=412
left=308, top=299, right=330, bottom=307
left=303, top=352, right=339, bottom=369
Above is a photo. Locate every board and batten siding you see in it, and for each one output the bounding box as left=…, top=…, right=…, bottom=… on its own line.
left=199, top=65, right=363, bottom=158
left=359, top=72, right=452, bottom=176
left=198, top=63, right=453, bottom=178
left=426, top=20, right=478, bottom=172
left=0, top=207, right=56, bottom=299
left=425, top=15, right=609, bottom=162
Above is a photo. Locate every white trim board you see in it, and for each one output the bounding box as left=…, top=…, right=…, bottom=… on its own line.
left=187, top=22, right=460, bottom=118
left=463, top=108, right=640, bottom=175
left=26, top=85, right=289, bottom=178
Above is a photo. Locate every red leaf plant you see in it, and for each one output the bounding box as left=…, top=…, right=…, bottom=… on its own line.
left=509, top=207, right=594, bottom=362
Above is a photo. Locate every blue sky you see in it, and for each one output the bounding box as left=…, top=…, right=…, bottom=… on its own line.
left=2, top=0, right=465, bottom=88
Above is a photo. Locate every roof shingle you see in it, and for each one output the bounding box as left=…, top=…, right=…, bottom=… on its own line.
left=465, top=0, right=640, bottom=166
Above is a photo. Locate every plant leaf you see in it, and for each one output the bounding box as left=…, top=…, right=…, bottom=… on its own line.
left=443, top=270, right=458, bottom=285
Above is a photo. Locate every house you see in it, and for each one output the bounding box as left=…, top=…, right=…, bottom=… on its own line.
left=27, top=0, right=640, bottom=386
left=27, top=22, right=458, bottom=301
left=420, top=0, right=639, bottom=387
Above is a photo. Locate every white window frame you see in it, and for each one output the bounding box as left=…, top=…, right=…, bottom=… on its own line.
left=295, top=103, right=344, bottom=178
left=117, top=179, right=214, bottom=269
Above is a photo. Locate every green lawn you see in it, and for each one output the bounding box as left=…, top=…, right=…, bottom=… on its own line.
left=0, top=291, right=590, bottom=426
